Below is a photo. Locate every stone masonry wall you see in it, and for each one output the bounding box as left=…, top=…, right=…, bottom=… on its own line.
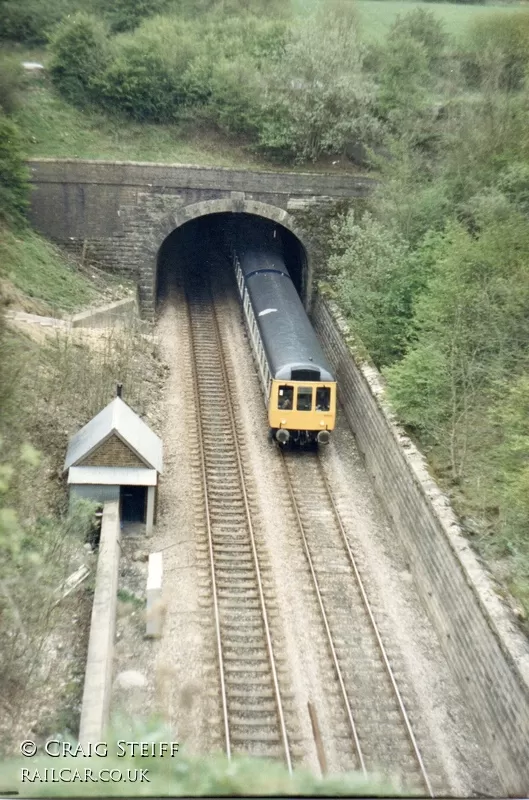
left=27, top=159, right=374, bottom=318
left=312, top=297, right=529, bottom=795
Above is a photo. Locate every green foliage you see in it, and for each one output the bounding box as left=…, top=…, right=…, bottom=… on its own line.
left=385, top=215, right=529, bottom=478
left=329, top=212, right=423, bottom=365
left=369, top=140, right=452, bottom=244
left=258, top=5, right=380, bottom=162
left=0, top=112, right=29, bottom=227
left=95, top=41, right=181, bottom=122
left=0, top=55, right=28, bottom=115
left=492, top=376, right=529, bottom=540
left=0, top=0, right=72, bottom=45
left=97, top=0, right=170, bottom=33
left=388, top=7, right=448, bottom=67
left=463, top=10, right=529, bottom=91
left=49, top=13, right=111, bottom=105
left=496, top=162, right=529, bottom=215
left=206, top=55, right=263, bottom=135
left=376, top=32, right=430, bottom=122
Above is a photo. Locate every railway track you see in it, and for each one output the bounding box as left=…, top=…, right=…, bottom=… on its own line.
left=186, top=276, right=294, bottom=769
left=281, top=449, right=434, bottom=795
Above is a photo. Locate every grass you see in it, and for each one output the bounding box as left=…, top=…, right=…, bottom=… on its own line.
left=13, top=83, right=274, bottom=169
left=13, top=81, right=364, bottom=172
left=0, top=226, right=99, bottom=314
left=295, top=0, right=527, bottom=40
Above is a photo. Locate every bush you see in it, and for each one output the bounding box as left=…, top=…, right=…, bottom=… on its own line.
left=95, top=43, right=180, bottom=121
left=388, top=8, right=448, bottom=68
left=385, top=215, right=529, bottom=478
left=496, top=162, right=529, bottom=215
left=329, top=212, right=422, bottom=366
left=0, top=0, right=71, bottom=45
left=0, top=113, right=29, bottom=227
left=206, top=55, right=263, bottom=135
left=463, top=11, right=529, bottom=91
left=258, top=5, right=379, bottom=162
left=492, top=375, right=529, bottom=543
left=96, top=0, right=169, bottom=33
left=376, top=33, right=430, bottom=122
left=49, top=13, right=111, bottom=105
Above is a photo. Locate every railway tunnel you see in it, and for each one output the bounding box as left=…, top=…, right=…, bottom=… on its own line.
left=156, top=213, right=307, bottom=306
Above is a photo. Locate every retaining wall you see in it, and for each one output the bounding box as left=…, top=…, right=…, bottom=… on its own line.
left=312, top=296, right=529, bottom=795
left=78, top=500, right=120, bottom=745
left=71, top=297, right=138, bottom=329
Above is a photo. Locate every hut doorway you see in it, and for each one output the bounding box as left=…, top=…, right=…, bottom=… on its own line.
left=120, top=485, right=147, bottom=524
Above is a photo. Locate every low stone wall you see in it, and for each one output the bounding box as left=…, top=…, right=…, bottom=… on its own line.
left=78, top=500, right=120, bottom=745
left=71, top=297, right=138, bottom=329
left=312, top=296, right=529, bottom=794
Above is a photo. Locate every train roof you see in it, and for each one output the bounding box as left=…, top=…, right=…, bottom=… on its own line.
left=244, top=270, right=335, bottom=382
left=237, top=245, right=288, bottom=279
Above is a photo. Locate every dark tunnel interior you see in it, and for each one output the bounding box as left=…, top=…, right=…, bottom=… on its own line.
left=156, top=213, right=306, bottom=305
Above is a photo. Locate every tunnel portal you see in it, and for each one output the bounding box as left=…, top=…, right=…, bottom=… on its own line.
left=156, top=213, right=307, bottom=307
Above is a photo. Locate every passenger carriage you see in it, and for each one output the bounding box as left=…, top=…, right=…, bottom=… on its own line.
left=231, top=224, right=337, bottom=446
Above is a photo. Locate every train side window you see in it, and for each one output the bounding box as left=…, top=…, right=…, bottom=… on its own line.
left=316, top=387, right=331, bottom=412
left=297, top=386, right=313, bottom=411
left=278, top=385, right=293, bottom=410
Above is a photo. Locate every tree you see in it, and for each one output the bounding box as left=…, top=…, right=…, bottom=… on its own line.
left=258, top=4, right=379, bottom=162
left=328, top=211, right=421, bottom=366
left=385, top=215, right=529, bottom=481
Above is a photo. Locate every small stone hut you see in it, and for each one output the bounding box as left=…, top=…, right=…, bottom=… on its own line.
left=64, top=395, right=163, bottom=534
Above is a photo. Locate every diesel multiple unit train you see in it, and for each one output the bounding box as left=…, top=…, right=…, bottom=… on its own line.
left=229, top=219, right=337, bottom=446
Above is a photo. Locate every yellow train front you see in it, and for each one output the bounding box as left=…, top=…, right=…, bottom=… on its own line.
left=270, top=380, right=336, bottom=446
left=231, top=219, right=337, bottom=447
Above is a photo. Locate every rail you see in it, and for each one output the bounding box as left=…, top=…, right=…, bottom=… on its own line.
left=186, top=277, right=292, bottom=770
left=281, top=449, right=434, bottom=795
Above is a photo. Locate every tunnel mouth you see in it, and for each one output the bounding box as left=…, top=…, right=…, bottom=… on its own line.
left=156, top=212, right=307, bottom=307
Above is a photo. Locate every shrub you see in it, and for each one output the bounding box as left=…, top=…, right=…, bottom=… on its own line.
left=95, top=43, right=180, bottom=121
left=388, top=8, right=448, bottom=68
left=329, top=211, right=422, bottom=366
left=463, top=11, right=529, bottom=91
left=496, top=162, right=529, bottom=215
left=492, top=375, right=529, bottom=543
left=386, top=215, right=529, bottom=478
left=206, top=55, right=263, bottom=135
left=258, top=5, right=379, bottom=162
left=49, top=13, right=111, bottom=105
left=97, top=0, right=170, bottom=33
left=0, top=113, right=29, bottom=227
left=376, top=33, right=430, bottom=122
left=0, top=0, right=71, bottom=45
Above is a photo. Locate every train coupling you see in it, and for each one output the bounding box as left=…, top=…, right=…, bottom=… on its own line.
left=317, top=430, right=330, bottom=445
left=276, top=429, right=290, bottom=445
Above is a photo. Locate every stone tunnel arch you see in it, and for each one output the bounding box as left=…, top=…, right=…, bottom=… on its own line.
left=140, top=199, right=313, bottom=318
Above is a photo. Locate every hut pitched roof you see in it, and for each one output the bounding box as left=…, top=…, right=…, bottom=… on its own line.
left=63, top=397, right=162, bottom=474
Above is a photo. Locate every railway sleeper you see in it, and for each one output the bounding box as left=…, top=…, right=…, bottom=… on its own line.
left=230, top=716, right=281, bottom=728
left=230, top=732, right=282, bottom=745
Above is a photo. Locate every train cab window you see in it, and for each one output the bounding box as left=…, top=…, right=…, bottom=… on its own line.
left=316, top=387, right=331, bottom=412
left=297, top=386, right=313, bottom=411
left=278, top=385, right=293, bottom=410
